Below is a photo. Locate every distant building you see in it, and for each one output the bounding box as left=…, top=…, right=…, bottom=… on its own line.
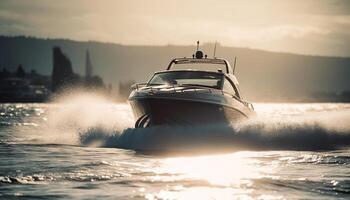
left=51, top=47, right=106, bottom=93
left=84, top=50, right=105, bottom=89
left=85, top=50, right=93, bottom=79
left=51, top=47, right=78, bottom=92
left=0, top=65, right=49, bottom=102
left=0, top=78, right=49, bottom=102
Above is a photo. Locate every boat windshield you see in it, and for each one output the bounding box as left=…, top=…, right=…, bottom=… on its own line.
left=147, top=71, right=223, bottom=89
left=168, top=58, right=229, bottom=73
left=172, top=63, right=227, bottom=73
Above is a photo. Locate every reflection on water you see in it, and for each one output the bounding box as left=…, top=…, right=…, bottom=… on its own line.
left=160, top=152, right=260, bottom=186
left=150, top=153, right=260, bottom=199
left=1, top=96, right=350, bottom=199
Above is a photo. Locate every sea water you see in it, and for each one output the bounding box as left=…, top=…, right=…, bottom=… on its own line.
left=1, top=94, right=350, bottom=199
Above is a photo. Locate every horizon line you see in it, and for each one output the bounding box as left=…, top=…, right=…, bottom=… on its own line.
left=1, top=34, right=349, bottom=59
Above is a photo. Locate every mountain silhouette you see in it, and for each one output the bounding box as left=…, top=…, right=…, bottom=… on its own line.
left=1, top=36, right=350, bottom=102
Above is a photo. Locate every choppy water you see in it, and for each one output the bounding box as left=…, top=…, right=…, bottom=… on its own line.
left=1, top=94, right=350, bottom=199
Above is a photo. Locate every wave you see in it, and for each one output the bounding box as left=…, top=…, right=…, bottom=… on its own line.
left=8, top=93, right=349, bottom=153
left=79, top=113, right=350, bottom=152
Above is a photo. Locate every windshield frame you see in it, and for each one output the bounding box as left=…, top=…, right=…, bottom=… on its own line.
left=167, top=58, right=232, bottom=74
left=147, top=70, right=224, bottom=89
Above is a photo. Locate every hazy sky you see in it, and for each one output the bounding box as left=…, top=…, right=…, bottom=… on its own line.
left=1, top=0, right=350, bottom=56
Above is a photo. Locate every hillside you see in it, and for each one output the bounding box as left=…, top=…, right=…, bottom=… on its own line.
left=1, top=36, right=350, bottom=102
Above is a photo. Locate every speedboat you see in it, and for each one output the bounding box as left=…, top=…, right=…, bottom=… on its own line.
left=129, top=43, right=255, bottom=128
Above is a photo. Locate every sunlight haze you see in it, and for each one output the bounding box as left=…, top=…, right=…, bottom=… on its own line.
left=1, top=0, right=350, bottom=56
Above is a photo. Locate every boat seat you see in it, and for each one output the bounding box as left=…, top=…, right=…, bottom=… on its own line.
left=168, top=79, right=178, bottom=85
left=214, top=80, right=223, bottom=89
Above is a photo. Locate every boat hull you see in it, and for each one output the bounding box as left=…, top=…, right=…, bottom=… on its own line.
left=129, top=97, right=249, bottom=128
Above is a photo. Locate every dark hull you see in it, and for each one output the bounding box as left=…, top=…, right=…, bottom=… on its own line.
left=129, top=97, right=249, bottom=128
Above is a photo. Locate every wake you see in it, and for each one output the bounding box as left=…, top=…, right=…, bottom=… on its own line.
left=20, top=92, right=350, bottom=152
left=79, top=114, right=350, bottom=152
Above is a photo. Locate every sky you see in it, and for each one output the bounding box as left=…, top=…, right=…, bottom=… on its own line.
left=0, top=0, right=350, bottom=57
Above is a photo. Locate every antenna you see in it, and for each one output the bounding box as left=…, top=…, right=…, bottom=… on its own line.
left=213, top=41, right=217, bottom=58
left=233, top=57, right=237, bottom=74
left=196, top=41, right=199, bottom=51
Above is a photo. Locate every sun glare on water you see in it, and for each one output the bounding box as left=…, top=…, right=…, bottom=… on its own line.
left=162, top=153, right=260, bottom=186
left=144, top=152, right=278, bottom=200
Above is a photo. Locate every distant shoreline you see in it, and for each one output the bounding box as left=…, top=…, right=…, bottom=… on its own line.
left=1, top=100, right=349, bottom=104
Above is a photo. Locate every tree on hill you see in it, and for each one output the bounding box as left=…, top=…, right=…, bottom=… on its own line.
left=16, top=64, right=25, bottom=78
left=0, top=68, right=10, bottom=78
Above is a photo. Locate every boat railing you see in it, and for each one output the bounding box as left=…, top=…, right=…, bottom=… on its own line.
left=132, top=83, right=239, bottom=99
left=131, top=83, right=148, bottom=91
left=131, top=83, right=254, bottom=110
